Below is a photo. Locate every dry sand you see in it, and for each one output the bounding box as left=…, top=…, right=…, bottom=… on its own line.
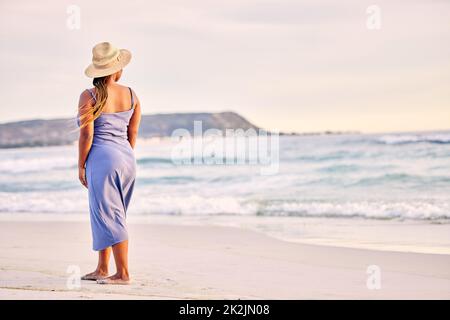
left=0, top=220, right=449, bottom=299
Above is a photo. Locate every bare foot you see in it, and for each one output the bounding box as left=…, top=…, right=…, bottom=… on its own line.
left=81, top=270, right=108, bottom=281
left=96, top=273, right=131, bottom=285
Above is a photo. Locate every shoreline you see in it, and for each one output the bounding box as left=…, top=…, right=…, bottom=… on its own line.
left=1, top=219, right=449, bottom=299
left=1, top=213, right=449, bottom=255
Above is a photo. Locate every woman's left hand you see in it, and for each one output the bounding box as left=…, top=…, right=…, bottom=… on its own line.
left=79, top=167, right=88, bottom=188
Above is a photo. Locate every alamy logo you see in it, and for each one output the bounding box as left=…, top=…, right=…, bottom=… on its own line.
left=366, top=265, right=381, bottom=290
left=66, top=5, right=81, bottom=30
left=171, top=121, right=280, bottom=175
left=366, top=5, right=382, bottom=30
left=66, top=265, right=81, bottom=289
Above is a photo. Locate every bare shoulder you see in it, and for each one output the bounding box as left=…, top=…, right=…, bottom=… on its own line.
left=78, top=89, right=94, bottom=108
left=78, top=89, right=93, bottom=108
left=118, top=83, right=137, bottom=92
left=128, top=87, right=139, bottom=101
left=114, top=83, right=131, bottom=91
left=118, top=84, right=140, bottom=102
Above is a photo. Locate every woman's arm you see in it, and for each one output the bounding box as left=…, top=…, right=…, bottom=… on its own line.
left=78, top=90, right=94, bottom=188
left=127, top=93, right=141, bottom=149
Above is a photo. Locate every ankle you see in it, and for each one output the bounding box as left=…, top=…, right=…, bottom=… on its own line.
left=96, top=267, right=109, bottom=275
left=116, top=269, right=130, bottom=279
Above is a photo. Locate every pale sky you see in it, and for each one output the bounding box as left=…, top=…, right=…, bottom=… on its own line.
left=0, top=0, right=449, bottom=133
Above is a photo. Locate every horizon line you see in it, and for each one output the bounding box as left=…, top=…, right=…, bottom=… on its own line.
left=1, top=111, right=449, bottom=137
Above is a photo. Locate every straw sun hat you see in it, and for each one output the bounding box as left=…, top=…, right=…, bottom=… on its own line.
left=84, top=42, right=132, bottom=78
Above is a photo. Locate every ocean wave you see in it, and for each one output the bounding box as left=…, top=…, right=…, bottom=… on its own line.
left=350, top=173, right=421, bottom=186
left=292, top=151, right=365, bottom=162
left=137, top=157, right=174, bottom=165
left=1, top=191, right=448, bottom=220
left=0, top=192, right=258, bottom=216
left=316, top=164, right=361, bottom=173
left=0, top=181, right=78, bottom=193
left=136, top=176, right=198, bottom=185
left=257, top=200, right=450, bottom=220
left=0, top=157, right=76, bottom=174
left=0, top=191, right=88, bottom=213
left=375, top=133, right=450, bottom=145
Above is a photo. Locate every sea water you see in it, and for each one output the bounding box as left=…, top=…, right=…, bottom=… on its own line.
left=1, top=131, right=449, bottom=221
left=2, top=131, right=449, bottom=253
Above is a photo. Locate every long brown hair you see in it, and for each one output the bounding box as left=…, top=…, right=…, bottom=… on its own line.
left=77, top=75, right=110, bottom=129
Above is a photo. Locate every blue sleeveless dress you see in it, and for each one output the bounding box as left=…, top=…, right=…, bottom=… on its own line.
left=77, top=88, right=137, bottom=251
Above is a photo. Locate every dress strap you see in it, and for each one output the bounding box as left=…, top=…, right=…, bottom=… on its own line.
left=128, top=87, right=135, bottom=109
left=87, top=88, right=96, bottom=102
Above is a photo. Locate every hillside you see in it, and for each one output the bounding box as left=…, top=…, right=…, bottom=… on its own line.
left=0, top=112, right=260, bottom=148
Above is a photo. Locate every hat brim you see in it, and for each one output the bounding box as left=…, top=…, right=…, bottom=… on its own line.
left=84, top=49, right=132, bottom=78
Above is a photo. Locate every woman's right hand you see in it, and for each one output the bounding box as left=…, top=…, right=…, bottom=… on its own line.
left=79, top=167, right=88, bottom=188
